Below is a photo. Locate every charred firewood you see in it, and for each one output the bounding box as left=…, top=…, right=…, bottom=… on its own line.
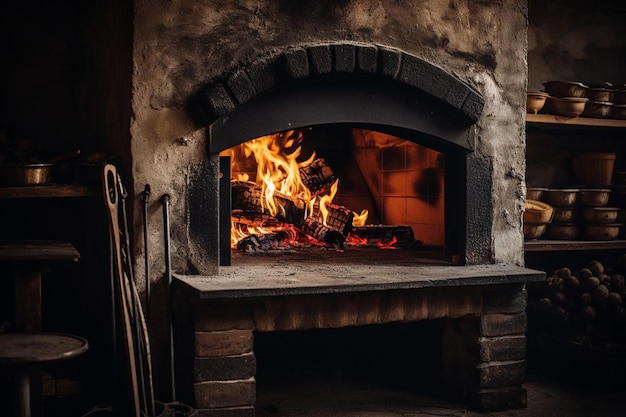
left=231, top=180, right=264, bottom=213
left=236, top=231, right=290, bottom=252
left=270, top=193, right=307, bottom=226
left=311, top=202, right=354, bottom=235
left=349, top=225, right=419, bottom=248
left=299, top=158, right=335, bottom=196
left=300, top=217, right=345, bottom=247
left=231, top=180, right=307, bottom=225
left=231, top=210, right=282, bottom=227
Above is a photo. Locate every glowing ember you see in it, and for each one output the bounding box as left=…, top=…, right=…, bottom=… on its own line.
left=377, top=235, right=399, bottom=249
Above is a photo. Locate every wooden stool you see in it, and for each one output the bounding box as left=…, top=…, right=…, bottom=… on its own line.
left=0, top=332, right=89, bottom=417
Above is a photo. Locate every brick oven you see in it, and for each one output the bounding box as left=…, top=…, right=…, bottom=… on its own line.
left=169, top=43, right=543, bottom=415
left=127, top=1, right=543, bottom=416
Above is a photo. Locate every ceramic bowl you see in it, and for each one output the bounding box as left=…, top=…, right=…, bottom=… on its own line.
left=545, top=223, right=579, bottom=240
left=543, top=81, right=588, bottom=98
left=527, top=92, right=549, bottom=114
left=547, top=97, right=589, bottom=117
left=583, top=207, right=619, bottom=224
left=581, top=101, right=613, bottom=118
left=524, top=199, right=554, bottom=224
left=527, top=187, right=548, bottom=200
left=584, top=223, right=621, bottom=240
left=542, top=189, right=578, bottom=207
left=523, top=223, right=547, bottom=240
left=552, top=207, right=578, bottom=223
left=585, top=88, right=613, bottom=102
left=578, top=188, right=611, bottom=206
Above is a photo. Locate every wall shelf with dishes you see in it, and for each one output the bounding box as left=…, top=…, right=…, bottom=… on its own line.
left=525, top=82, right=626, bottom=253
left=526, top=114, right=626, bottom=130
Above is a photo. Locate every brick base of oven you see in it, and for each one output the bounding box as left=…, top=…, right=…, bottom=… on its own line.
left=172, top=281, right=532, bottom=415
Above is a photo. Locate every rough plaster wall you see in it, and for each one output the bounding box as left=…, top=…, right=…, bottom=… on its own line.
left=130, top=0, right=528, bottom=282
left=528, top=0, right=626, bottom=90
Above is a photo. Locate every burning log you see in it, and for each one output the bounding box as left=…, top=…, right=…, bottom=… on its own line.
left=231, top=210, right=282, bottom=227
left=349, top=225, right=419, bottom=248
left=299, top=158, right=335, bottom=196
left=312, top=202, right=354, bottom=236
left=230, top=210, right=285, bottom=228
left=236, top=231, right=290, bottom=252
left=301, top=217, right=345, bottom=247
left=231, top=180, right=307, bottom=225
left=231, top=180, right=264, bottom=213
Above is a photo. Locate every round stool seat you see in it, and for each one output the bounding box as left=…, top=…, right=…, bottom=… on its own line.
left=0, top=332, right=89, bottom=417
left=0, top=332, right=89, bottom=364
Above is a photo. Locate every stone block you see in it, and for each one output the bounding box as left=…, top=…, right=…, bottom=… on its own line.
left=379, top=46, right=401, bottom=78
left=479, top=360, right=526, bottom=389
left=461, top=90, right=485, bottom=123
left=194, top=352, right=256, bottom=381
left=479, top=336, right=526, bottom=362
left=194, top=378, right=256, bottom=409
left=398, top=54, right=449, bottom=100
left=307, top=44, right=333, bottom=74
left=226, top=69, right=256, bottom=104
left=283, top=47, right=309, bottom=79
left=245, top=60, right=279, bottom=96
left=201, top=83, right=237, bottom=120
left=333, top=43, right=356, bottom=73
left=480, top=312, right=526, bottom=337
left=196, top=330, right=253, bottom=357
left=356, top=44, right=378, bottom=74
left=482, top=285, right=526, bottom=314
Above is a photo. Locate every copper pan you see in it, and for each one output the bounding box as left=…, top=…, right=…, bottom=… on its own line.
left=0, top=163, right=53, bottom=186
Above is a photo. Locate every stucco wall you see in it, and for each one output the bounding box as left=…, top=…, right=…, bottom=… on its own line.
left=528, top=1, right=626, bottom=91
left=130, top=0, right=528, bottom=280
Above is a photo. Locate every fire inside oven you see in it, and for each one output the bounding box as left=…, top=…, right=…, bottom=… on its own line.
left=220, top=124, right=446, bottom=261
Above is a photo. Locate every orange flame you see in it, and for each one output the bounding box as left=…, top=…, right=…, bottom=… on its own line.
left=319, top=179, right=339, bottom=226
left=224, top=130, right=369, bottom=248
left=241, top=131, right=315, bottom=217
left=351, top=209, right=369, bottom=227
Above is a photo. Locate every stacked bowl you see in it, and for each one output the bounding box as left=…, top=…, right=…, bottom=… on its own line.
left=541, top=189, right=580, bottom=240
left=579, top=189, right=621, bottom=240
left=543, top=81, right=589, bottom=117
left=524, top=198, right=554, bottom=240
left=534, top=81, right=626, bottom=119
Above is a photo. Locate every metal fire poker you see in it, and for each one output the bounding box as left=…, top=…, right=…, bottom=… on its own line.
left=161, top=193, right=176, bottom=402
left=142, top=184, right=151, bottom=323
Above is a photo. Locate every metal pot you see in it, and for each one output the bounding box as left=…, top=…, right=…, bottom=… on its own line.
left=0, top=163, right=53, bottom=186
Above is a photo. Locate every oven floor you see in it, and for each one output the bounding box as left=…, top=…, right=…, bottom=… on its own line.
left=255, top=370, right=626, bottom=417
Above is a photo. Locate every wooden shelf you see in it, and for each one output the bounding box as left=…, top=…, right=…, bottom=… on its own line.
left=526, top=113, right=626, bottom=129
left=524, top=239, right=626, bottom=252
left=0, top=184, right=101, bottom=198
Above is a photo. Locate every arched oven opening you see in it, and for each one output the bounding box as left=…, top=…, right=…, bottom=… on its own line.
left=189, top=46, right=482, bottom=269
left=218, top=122, right=464, bottom=266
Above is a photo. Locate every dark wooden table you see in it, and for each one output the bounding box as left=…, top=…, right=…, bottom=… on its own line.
left=0, top=241, right=80, bottom=331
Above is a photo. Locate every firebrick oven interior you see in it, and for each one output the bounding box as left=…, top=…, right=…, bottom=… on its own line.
left=223, top=126, right=448, bottom=262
